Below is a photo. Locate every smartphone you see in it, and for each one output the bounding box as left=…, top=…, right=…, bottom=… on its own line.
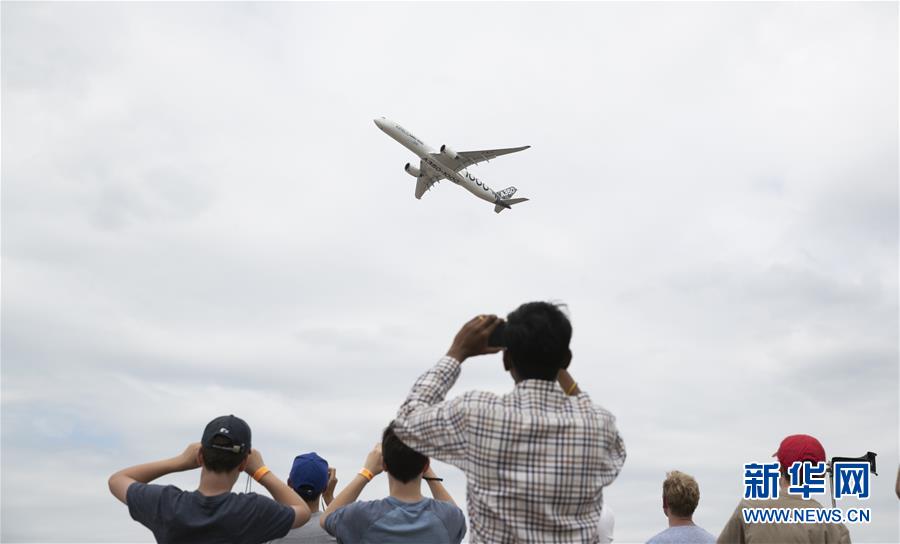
left=487, top=321, right=507, bottom=348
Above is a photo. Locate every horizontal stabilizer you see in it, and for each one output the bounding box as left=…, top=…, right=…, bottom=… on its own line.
left=494, top=197, right=529, bottom=214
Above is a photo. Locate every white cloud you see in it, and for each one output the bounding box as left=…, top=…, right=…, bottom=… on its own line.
left=2, top=2, right=897, bottom=542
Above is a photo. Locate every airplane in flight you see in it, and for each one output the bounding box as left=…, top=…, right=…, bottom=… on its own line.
left=374, top=117, right=530, bottom=213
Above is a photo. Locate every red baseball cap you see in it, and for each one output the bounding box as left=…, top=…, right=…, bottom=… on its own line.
left=774, top=434, right=826, bottom=468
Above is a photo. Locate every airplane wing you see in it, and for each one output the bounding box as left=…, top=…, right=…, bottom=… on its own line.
left=431, top=145, right=530, bottom=172
left=414, top=159, right=444, bottom=199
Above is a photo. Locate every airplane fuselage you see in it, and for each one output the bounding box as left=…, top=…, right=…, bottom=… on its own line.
left=375, top=118, right=500, bottom=204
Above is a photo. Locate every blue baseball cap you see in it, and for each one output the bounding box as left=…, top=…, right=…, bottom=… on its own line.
left=288, top=452, right=328, bottom=500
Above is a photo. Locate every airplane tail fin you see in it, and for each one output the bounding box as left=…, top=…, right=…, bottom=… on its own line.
left=494, top=197, right=529, bottom=214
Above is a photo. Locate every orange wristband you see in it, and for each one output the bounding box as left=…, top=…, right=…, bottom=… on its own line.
left=252, top=466, right=271, bottom=482
left=358, top=468, right=374, bottom=481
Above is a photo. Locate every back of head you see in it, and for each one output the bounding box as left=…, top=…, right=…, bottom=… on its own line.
left=776, top=434, right=826, bottom=477
left=663, top=471, right=700, bottom=518
left=200, top=414, right=251, bottom=473
left=289, top=452, right=329, bottom=503
left=505, top=301, right=572, bottom=381
left=382, top=422, right=428, bottom=483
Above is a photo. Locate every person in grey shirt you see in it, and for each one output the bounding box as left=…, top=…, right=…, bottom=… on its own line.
left=320, top=423, right=465, bottom=544
left=269, top=452, right=339, bottom=543
left=646, top=471, right=716, bottom=544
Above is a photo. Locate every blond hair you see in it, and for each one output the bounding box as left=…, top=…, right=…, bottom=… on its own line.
left=663, top=470, right=701, bottom=517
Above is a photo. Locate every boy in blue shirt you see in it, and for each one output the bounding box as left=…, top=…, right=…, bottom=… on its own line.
left=320, top=423, right=465, bottom=544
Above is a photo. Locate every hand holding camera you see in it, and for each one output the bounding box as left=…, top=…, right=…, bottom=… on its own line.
left=447, top=314, right=504, bottom=363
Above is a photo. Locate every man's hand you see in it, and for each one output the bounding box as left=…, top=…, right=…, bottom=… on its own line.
left=323, top=467, right=338, bottom=504
left=422, top=466, right=455, bottom=504
left=363, top=443, right=384, bottom=476
left=447, top=314, right=503, bottom=363
left=243, top=449, right=266, bottom=476
left=177, top=443, right=202, bottom=471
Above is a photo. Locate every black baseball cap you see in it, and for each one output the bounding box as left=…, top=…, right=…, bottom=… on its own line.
left=201, top=415, right=251, bottom=455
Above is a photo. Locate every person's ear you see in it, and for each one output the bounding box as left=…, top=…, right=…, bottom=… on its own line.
left=422, top=459, right=430, bottom=476
left=561, top=349, right=572, bottom=370
left=238, top=457, right=248, bottom=472
left=196, top=449, right=204, bottom=467
left=503, top=351, right=511, bottom=372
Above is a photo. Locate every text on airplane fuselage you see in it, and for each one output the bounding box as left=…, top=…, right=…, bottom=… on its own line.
left=396, top=125, right=425, bottom=147
left=422, top=156, right=495, bottom=195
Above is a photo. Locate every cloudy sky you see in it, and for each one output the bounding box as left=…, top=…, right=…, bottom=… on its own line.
left=2, top=2, right=897, bottom=542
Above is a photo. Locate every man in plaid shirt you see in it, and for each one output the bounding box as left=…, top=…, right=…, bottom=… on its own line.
left=393, top=302, right=626, bottom=543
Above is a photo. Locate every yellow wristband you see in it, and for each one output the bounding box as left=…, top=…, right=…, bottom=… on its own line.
left=252, top=466, right=271, bottom=482
left=358, top=468, right=374, bottom=481
left=566, top=382, right=578, bottom=395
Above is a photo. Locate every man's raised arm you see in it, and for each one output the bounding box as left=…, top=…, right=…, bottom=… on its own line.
left=392, top=315, right=501, bottom=463
left=320, top=443, right=384, bottom=530
left=108, top=443, right=202, bottom=504
left=244, top=449, right=311, bottom=529
left=423, top=466, right=456, bottom=505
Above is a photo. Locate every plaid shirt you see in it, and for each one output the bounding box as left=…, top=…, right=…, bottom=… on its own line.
left=393, top=356, right=626, bottom=544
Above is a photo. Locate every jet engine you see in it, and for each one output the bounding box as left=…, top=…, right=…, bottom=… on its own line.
left=440, top=144, right=458, bottom=161
left=404, top=162, right=421, bottom=177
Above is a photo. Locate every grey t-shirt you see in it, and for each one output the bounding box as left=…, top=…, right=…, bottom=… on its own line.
left=323, top=496, right=466, bottom=544
left=646, top=525, right=716, bottom=544
left=127, top=482, right=294, bottom=544
left=269, top=512, right=335, bottom=543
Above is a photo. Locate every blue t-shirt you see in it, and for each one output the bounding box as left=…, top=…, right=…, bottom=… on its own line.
left=324, top=496, right=466, bottom=544
left=127, top=482, right=295, bottom=544
left=646, top=525, right=716, bottom=544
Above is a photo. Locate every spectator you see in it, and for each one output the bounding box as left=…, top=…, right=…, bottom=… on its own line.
left=270, top=452, right=338, bottom=543
left=108, top=414, right=309, bottom=543
left=646, top=471, right=715, bottom=543
left=392, top=302, right=627, bottom=543
left=717, top=434, right=851, bottom=543
left=320, top=423, right=466, bottom=543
